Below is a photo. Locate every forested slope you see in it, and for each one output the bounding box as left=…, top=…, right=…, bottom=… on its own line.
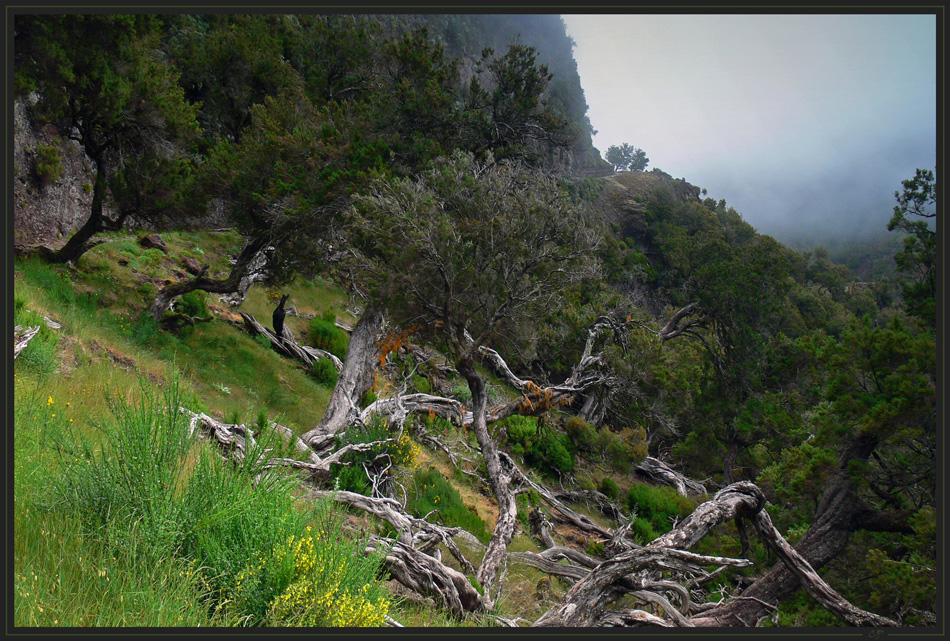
left=11, top=13, right=936, bottom=629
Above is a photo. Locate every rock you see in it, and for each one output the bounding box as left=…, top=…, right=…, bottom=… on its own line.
left=139, top=233, right=168, bottom=253
left=181, top=256, right=205, bottom=275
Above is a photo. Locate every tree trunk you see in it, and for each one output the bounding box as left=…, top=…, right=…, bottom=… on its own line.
left=689, top=433, right=880, bottom=627
left=457, top=356, right=519, bottom=610
left=300, top=306, right=384, bottom=451
left=44, top=158, right=110, bottom=263
left=147, top=236, right=268, bottom=323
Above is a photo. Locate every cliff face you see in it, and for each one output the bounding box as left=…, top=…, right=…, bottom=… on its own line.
left=13, top=95, right=101, bottom=246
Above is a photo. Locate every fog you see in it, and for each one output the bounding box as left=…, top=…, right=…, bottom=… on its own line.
left=560, top=14, right=937, bottom=245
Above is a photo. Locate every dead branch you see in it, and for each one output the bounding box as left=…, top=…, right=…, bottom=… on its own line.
left=14, top=325, right=41, bottom=359
left=240, top=312, right=343, bottom=370
left=635, top=456, right=708, bottom=497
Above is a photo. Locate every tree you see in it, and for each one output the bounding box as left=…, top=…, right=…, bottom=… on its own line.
left=147, top=85, right=363, bottom=322
left=14, top=14, right=199, bottom=263
left=350, top=150, right=599, bottom=607
left=465, top=44, right=573, bottom=163
left=605, top=143, right=648, bottom=172
left=887, top=168, right=936, bottom=327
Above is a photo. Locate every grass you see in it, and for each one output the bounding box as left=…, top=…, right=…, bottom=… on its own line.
left=14, top=229, right=393, bottom=628
left=14, top=368, right=390, bottom=627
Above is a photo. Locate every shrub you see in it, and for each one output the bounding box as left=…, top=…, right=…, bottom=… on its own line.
left=34, top=142, right=63, bottom=186
left=599, top=477, right=620, bottom=500
left=411, top=373, right=431, bottom=394
left=307, top=318, right=348, bottom=359
left=177, top=290, right=210, bottom=319
left=626, top=483, right=696, bottom=537
left=231, top=501, right=390, bottom=627
left=309, top=358, right=339, bottom=388
left=501, top=415, right=574, bottom=475
left=564, top=416, right=597, bottom=452
left=329, top=413, right=420, bottom=494
left=408, top=467, right=490, bottom=544
left=451, top=384, right=471, bottom=403
left=577, top=476, right=597, bottom=492
left=359, top=390, right=377, bottom=409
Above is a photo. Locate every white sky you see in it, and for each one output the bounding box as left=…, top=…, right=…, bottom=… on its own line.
left=560, top=14, right=937, bottom=242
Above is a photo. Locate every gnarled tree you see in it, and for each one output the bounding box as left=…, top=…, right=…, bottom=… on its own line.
left=350, top=150, right=599, bottom=607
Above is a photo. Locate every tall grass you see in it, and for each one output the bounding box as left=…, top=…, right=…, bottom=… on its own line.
left=16, top=373, right=391, bottom=627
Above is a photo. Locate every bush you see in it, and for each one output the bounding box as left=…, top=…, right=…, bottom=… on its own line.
left=329, top=413, right=420, bottom=494
left=599, top=477, right=620, bottom=500
left=309, top=358, right=339, bottom=388
left=564, top=416, right=597, bottom=452
left=231, top=501, right=390, bottom=627
left=577, top=476, right=597, bottom=492
left=45, top=375, right=392, bottom=626
left=307, top=318, right=348, bottom=359
left=451, top=384, right=471, bottom=403
left=626, top=483, right=696, bottom=537
left=408, top=467, right=490, bottom=543
left=411, top=373, right=431, bottom=394
left=501, top=415, right=574, bottom=475
left=177, top=290, right=210, bottom=319
left=34, top=142, right=63, bottom=186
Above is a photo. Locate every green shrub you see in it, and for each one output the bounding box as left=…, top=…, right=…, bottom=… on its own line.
left=408, top=467, right=490, bottom=543
left=577, top=476, right=597, bottom=492
left=599, top=477, right=620, bottom=500
left=231, top=502, right=391, bottom=627
left=411, top=373, right=431, bottom=394
left=501, top=415, right=574, bottom=475
left=43, top=375, right=393, bottom=626
left=177, top=290, right=210, bottom=319
left=307, top=318, right=348, bottom=359
left=34, top=142, right=63, bottom=186
left=451, top=384, right=471, bottom=403
left=309, top=358, right=339, bottom=388
left=625, top=483, right=696, bottom=537
left=329, top=413, right=420, bottom=494
left=586, top=539, right=605, bottom=557
left=359, top=389, right=377, bottom=409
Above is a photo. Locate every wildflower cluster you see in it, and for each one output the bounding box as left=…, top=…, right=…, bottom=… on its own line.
left=233, top=526, right=390, bottom=627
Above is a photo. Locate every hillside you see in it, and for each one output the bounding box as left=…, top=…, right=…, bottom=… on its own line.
left=11, top=13, right=936, bottom=630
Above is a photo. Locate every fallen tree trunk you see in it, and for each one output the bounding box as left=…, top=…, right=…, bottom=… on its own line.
left=240, top=312, right=343, bottom=370
left=688, top=433, right=889, bottom=627
left=748, top=508, right=899, bottom=627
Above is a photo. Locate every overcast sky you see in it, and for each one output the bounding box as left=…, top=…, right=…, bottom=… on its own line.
left=560, top=14, right=937, bottom=244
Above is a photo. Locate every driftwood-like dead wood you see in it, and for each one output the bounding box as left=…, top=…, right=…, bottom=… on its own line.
left=240, top=312, right=343, bottom=371
left=14, top=325, right=41, bottom=359
left=532, top=546, right=751, bottom=627
left=552, top=489, right=628, bottom=524
left=505, top=454, right=613, bottom=540
left=361, top=393, right=465, bottom=428
left=533, top=482, right=764, bottom=626
left=301, top=306, right=384, bottom=451
left=365, top=536, right=485, bottom=619
left=634, top=456, right=708, bottom=497
left=748, top=509, right=899, bottom=627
